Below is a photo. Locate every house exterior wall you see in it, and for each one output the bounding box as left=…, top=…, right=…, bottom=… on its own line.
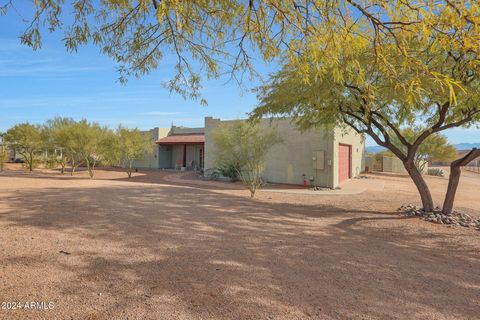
left=333, top=127, right=366, bottom=186
left=204, top=117, right=365, bottom=188
left=262, top=120, right=335, bottom=187
left=132, top=127, right=170, bottom=169
left=158, top=145, right=173, bottom=169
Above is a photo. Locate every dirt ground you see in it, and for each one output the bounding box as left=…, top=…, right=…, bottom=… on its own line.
left=0, top=164, right=479, bottom=320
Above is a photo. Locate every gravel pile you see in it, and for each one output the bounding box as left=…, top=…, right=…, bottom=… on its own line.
left=399, top=204, right=480, bottom=228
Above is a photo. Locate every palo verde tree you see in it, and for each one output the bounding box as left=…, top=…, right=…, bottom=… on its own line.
left=60, top=120, right=86, bottom=176
left=114, top=126, right=153, bottom=178
left=3, top=1, right=480, bottom=101
left=43, top=117, right=77, bottom=174
left=212, top=121, right=282, bottom=198
left=4, top=123, right=43, bottom=171
left=69, top=120, right=114, bottom=179
left=253, top=30, right=480, bottom=212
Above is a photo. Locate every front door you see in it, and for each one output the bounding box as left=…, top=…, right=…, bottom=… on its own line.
left=338, top=144, right=351, bottom=183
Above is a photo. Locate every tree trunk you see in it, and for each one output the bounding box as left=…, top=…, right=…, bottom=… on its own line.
left=127, top=160, right=132, bottom=178
left=443, top=148, right=480, bottom=214
left=404, top=160, right=434, bottom=211
left=248, top=184, right=256, bottom=198
left=29, top=152, right=33, bottom=171
left=91, top=163, right=96, bottom=178
left=60, top=155, right=66, bottom=174
left=443, top=165, right=460, bottom=215
left=86, top=158, right=94, bottom=179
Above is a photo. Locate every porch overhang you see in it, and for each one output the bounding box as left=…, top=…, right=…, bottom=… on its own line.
left=156, top=134, right=205, bottom=145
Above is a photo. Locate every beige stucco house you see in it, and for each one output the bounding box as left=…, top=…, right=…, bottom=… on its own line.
left=133, top=117, right=365, bottom=188
left=132, top=126, right=205, bottom=170
left=204, top=117, right=365, bottom=188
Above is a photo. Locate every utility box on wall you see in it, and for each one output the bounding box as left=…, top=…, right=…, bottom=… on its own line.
left=312, top=151, right=325, bottom=170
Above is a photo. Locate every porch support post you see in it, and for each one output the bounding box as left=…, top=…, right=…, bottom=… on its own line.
left=183, top=144, right=187, bottom=167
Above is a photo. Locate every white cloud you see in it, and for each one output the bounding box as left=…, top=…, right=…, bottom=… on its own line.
left=0, top=61, right=107, bottom=77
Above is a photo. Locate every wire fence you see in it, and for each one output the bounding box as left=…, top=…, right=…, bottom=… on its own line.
left=465, top=159, right=480, bottom=174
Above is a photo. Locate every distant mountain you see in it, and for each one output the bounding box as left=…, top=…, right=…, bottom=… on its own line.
left=365, top=146, right=386, bottom=154
left=366, top=143, right=480, bottom=154
left=454, top=143, right=480, bottom=150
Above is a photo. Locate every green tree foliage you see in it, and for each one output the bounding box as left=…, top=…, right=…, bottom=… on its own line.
left=60, top=121, right=87, bottom=176
left=3, top=1, right=479, bottom=101
left=5, top=119, right=154, bottom=178
left=67, top=120, right=114, bottom=178
left=212, top=121, right=282, bottom=198
left=43, top=117, right=77, bottom=173
left=253, top=27, right=480, bottom=212
left=4, top=123, right=43, bottom=171
left=114, top=126, right=153, bottom=178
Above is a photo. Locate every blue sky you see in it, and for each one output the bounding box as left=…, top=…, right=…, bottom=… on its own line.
left=1, top=6, right=479, bottom=146
left=0, top=5, right=266, bottom=133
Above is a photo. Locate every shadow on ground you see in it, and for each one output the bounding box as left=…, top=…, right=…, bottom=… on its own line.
left=0, top=180, right=479, bottom=319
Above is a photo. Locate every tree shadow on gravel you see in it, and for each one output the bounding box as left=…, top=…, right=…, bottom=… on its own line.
left=0, top=182, right=479, bottom=320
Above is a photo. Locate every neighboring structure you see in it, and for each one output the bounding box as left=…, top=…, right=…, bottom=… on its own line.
left=132, top=126, right=205, bottom=170
left=382, top=156, right=409, bottom=174
left=0, top=138, right=17, bottom=162
left=465, top=157, right=480, bottom=173
left=204, top=117, right=365, bottom=188
left=365, top=154, right=428, bottom=174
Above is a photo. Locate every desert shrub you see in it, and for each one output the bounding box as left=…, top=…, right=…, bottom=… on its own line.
left=212, top=121, right=282, bottom=198
left=218, top=161, right=239, bottom=181
left=427, top=168, right=444, bottom=177
left=45, top=156, right=58, bottom=169
left=204, top=168, right=221, bottom=180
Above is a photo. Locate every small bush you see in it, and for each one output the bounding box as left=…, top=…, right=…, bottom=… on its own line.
left=45, top=156, right=58, bottom=169
left=204, top=168, right=221, bottom=180
left=427, top=168, right=444, bottom=177
left=218, top=162, right=239, bottom=181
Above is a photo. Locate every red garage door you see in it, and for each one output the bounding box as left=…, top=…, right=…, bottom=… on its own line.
left=338, top=144, right=351, bottom=183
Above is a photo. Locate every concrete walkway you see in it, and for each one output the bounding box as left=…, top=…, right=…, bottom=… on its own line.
left=163, top=171, right=385, bottom=195
left=260, top=176, right=385, bottom=195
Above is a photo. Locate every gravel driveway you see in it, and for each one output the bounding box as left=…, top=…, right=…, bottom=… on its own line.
left=0, top=167, right=479, bottom=319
